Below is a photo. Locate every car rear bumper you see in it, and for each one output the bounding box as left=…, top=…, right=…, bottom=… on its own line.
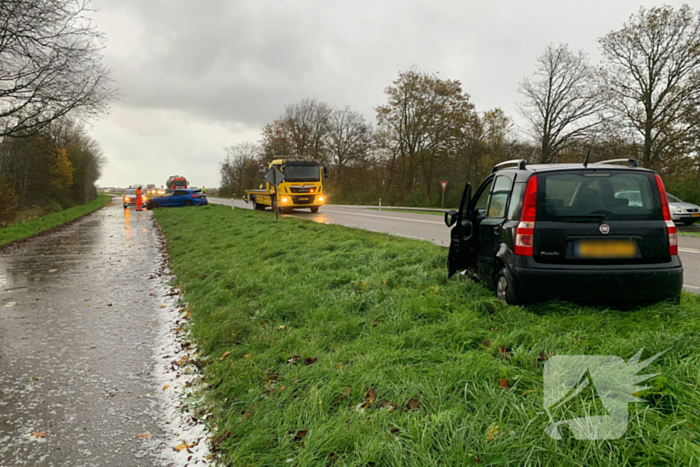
left=508, top=258, right=683, bottom=303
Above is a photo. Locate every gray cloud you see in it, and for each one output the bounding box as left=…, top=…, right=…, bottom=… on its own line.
left=89, top=0, right=691, bottom=187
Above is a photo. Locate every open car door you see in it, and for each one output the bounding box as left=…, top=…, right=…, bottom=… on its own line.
left=447, top=183, right=477, bottom=277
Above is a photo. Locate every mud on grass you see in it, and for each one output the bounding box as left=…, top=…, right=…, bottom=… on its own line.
left=154, top=204, right=700, bottom=466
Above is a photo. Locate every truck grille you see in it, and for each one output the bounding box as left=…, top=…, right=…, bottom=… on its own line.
left=289, top=186, right=316, bottom=194
left=291, top=195, right=315, bottom=205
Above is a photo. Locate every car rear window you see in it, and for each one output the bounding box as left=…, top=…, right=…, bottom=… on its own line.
left=539, top=171, right=660, bottom=221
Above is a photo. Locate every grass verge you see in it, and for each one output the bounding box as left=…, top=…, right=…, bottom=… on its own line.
left=0, top=195, right=112, bottom=247
left=155, top=204, right=700, bottom=466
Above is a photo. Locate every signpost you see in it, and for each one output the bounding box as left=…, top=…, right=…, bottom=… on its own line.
left=440, top=181, right=448, bottom=209
left=264, top=166, right=286, bottom=219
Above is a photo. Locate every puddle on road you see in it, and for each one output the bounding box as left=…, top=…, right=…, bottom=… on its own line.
left=0, top=202, right=213, bottom=466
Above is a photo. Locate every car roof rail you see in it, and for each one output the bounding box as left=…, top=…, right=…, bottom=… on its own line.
left=492, top=159, right=527, bottom=173
left=592, top=158, right=639, bottom=168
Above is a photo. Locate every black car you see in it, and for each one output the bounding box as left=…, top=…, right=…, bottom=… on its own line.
left=446, top=159, right=683, bottom=305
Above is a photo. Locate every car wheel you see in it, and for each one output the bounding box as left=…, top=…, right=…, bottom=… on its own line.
left=496, top=267, right=521, bottom=306
left=310, top=206, right=319, bottom=213
left=184, top=200, right=194, bottom=207
left=123, top=204, right=127, bottom=209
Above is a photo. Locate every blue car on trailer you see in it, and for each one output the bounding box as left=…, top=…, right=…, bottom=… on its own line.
left=146, top=188, right=208, bottom=209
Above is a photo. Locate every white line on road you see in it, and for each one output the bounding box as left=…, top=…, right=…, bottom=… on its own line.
left=322, top=209, right=444, bottom=225
left=684, top=284, right=700, bottom=290
left=679, top=248, right=700, bottom=254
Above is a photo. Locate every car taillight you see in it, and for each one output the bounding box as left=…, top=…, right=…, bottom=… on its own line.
left=514, top=175, right=538, bottom=256
left=655, top=174, right=678, bottom=256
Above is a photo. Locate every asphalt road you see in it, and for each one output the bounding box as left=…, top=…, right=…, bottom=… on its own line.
left=210, top=197, right=700, bottom=293
left=0, top=201, right=198, bottom=466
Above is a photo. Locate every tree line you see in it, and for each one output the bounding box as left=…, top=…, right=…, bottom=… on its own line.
left=220, top=5, right=700, bottom=208
left=0, top=0, right=114, bottom=225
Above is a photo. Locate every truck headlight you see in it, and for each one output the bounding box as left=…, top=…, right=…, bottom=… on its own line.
left=281, top=197, right=289, bottom=203
left=318, top=197, right=324, bottom=202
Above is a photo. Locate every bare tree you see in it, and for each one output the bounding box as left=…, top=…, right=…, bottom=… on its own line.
left=283, top=98, right=331, bottom=160
left=519, top=43, right=605, bottom=163
left=220, top=142, right=261, bottom=197
left=599, top=5, right=700, bottom=170
left=324, top=106, right=373, bottom=176
left=0, top=0, right=116, bottom=137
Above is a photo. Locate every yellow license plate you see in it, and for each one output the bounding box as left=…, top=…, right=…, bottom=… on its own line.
left=693, top=213, right=700, bottom=218
left=575, top=240, right=637, bottom=258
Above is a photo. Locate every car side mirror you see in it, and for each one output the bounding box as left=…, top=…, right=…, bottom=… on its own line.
left=323, top=166, right=329, bottom=179
left=444, top=209, right=459, bottom=228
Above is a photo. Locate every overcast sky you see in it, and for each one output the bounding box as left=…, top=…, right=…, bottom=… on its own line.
left=89, top=0, right=689, bottom=188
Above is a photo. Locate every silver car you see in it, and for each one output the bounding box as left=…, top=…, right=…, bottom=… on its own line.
left=667, top=193, right=700, bottom=225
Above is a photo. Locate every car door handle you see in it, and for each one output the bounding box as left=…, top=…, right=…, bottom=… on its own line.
left=493, top=226, right=501, bottom=235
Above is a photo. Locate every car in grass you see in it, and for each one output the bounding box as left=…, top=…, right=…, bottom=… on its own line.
left=445, top=158, right=683, bottom=305
left=666, top=193, right=700, bottom=226
left=146, top=188, right=208, bottom=209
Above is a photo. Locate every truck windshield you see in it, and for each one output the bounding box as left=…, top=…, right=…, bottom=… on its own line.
left=172, top=180, right=187, bottom=186
left=283, top=165, right=320, bottom=182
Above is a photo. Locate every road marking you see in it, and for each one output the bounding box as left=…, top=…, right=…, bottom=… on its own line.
left=679, top=248, right=700, bottom=254
left=684, top=284, right=700, bottom=290
left=322, top=209, right=444, bottom=225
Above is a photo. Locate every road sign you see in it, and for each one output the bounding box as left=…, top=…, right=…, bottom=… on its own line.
left=440, top=181, right=448, bottom=209
left=264, top=166, right=285, bottom=187
left=264, top=166, right=285, bottom=220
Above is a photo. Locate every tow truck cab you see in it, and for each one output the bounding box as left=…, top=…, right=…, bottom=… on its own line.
left=245, top=157, right=328, bottom=213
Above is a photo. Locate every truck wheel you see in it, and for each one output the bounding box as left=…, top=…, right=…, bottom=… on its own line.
left=310, top=206, right=319, bottom=213
left=496, top=267, right=521, bottom=306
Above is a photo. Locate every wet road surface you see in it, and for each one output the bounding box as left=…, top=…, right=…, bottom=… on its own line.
left=210, top=197, right=700, bottom=293
left=0, top=201, right=183, bottom=466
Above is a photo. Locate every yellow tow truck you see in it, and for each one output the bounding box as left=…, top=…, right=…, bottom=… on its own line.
left=244, top=157, right=327, bottom=213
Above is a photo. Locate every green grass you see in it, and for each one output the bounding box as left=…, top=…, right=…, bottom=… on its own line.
left=155, top=204, right=700, bottom=466
left=679, top=230, right=700, bottom=237
left=368, top=208, right=446, bottom=216
left=0, top=195, right=111, bottom=247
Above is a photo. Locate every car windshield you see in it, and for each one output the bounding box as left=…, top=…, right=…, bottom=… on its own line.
left=125, top=189, right=136, bottom=195
left=283, top=164, right=320, bottom=182
left=540, top=171, right=659, bottom=221
left=666, top=193, right=682, bottom=203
